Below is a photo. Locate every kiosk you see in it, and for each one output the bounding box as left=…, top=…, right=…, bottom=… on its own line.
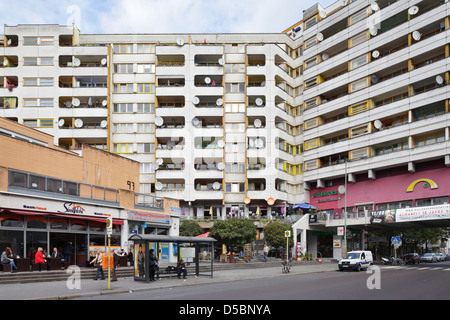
left=129, top=234, right=216, bottom=282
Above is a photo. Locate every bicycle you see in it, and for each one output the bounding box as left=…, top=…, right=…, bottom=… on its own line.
left=281, top=258, right=291, bottom=273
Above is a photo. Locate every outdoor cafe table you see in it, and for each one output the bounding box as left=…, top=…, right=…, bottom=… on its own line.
left=14, top=258, right=30, bottom=272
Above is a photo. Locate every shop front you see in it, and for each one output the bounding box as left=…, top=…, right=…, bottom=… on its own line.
left=0, top=193, right=124, bottom=266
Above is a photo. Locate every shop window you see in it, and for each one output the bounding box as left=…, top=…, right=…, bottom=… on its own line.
left=50, top=218, right=68, bottom=230
left=416, top=196, right=449, bottom=207
left=27, top=216, right=47, bottom=229
left=90, top=221, right=105, bottom=232
left=71, top=220, right=86, bottom=231
left=0, top=214, right=23, bottom=227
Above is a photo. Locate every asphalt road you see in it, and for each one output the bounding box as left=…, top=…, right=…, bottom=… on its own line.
left=79, top=261, right=450, bottom=301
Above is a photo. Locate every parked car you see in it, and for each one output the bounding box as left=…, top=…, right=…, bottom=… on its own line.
left=436, top=253, right=445, bottom=262
left=445, top=253, right=450, bottom=261
left=403, top=253, right=420, bottom=264
left=420, top=253, right=437, bottom=263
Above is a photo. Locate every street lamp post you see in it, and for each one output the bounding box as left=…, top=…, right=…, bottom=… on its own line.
left=344, top=159, right=347, bottom=256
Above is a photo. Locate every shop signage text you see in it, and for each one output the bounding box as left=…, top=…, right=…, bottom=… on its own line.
left=129, top=211, right=170, bottom=224
left=58, top=203, right=85, bottom=214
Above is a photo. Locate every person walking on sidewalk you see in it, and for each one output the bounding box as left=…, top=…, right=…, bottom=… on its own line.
left=90, top=249, right=105, bottom=280
left=263, top=244, right=269, bottom=263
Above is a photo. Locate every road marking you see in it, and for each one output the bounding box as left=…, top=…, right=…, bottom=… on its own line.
left=417, top=267, right=431, bottom=270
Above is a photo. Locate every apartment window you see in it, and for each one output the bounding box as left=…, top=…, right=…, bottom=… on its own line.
left=23, top=57, right=38, bottom=66
left=305, top=57, right=317, bottom=69
left=225, top=123, right=245, bottom=132
left=23, top=120, right=37, bottom=128
left=349, top=54, right=369, bottom=70
left=304, top=139, right=319, bottom=150
left=349, top=101, right=369, bottom=115
left=304, top=159, right=320, bottom=171
left=137, top=123, right=154, bottom=133
left=225, top=44, right=245, bottom=53
left=225, top=83, right=245, bottom=93
left=225, top=163, right=246, bottom=173
left=375, top=141, right=408, bottom=155
left=23, top=78, right=38, bottom=86
left=39, top=78, right=53, bottom=86
left=304, top=118, right=319, bottom=130
left=350, top=77, right=369, bottom=92
left=225, top=183, right=245, bottom=193
left=416, top=197, right=449, bottom=207
left=113, top=143, right=133, bottom=153
left=114, top=83, right=133, bottom=93
left=350, top=124, right=370, bottom=138
left=137, top=103, right=154, bottom=113
left=415, top=132, right=445, bottom=147
left=23, top=37, right=38, bottom=45
left=349, top=8, right=369, bottom=26
left=304, top=37, right=317, bottom=50
left=225, top=143, right=245, bottom=153
left=350, top=147, right=370, bottom=160
left=140, top=163, right=154, bottom=174
left=40, top=37, right=54, bottom=45
left=350, top=31, right=369, bottom=48
left=225, top=103, right=245, bottom=113
left=137, top=44, right=155, bottom=54
left=40, top=57, right=53, bottom=66
left=40, top=98, right=53, bottom=107
left=304, top=15, right=318, bottom=29
left=114, top=44, right=133, bottom=54
left=114, top=64, right=133, bottom=74
left=137, top=64, right=155, bottom=73
left=23, top=98, right=53, bottom=107
left=114, top=103, right=133, bottom=113
left=137, top=143, right=155, bottom=153
left=225, top=64, right=245, bottom=73
left=137, top=83, right=155, bottom=93
left=113, top=123, right=133, bottom=133
left=39, top=119, right=54, bottom=128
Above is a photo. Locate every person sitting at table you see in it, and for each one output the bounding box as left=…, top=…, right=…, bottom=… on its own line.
left=177, top=259, right=187, bottom=279
left=1, top=247, right=17, bottom=273
left=35, top=247, right=47, bottom=272
left=51, top=247, right=63, bottom=259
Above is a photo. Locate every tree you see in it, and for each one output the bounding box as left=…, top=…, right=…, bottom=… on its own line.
left=210, top=219, right=257, bottom=250
left=179, top=220, right=203, bottom=237
left=263, top=220, right=294, bottom=248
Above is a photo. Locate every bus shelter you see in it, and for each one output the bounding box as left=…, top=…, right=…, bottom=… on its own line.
left=129, top=234, right=216, bottom=282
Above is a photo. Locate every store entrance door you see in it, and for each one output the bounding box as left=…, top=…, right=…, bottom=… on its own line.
left=49, top=233, right=87, bottom=266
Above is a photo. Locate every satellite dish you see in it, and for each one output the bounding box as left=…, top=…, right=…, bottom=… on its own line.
left=371, top=75, right=379, bottom=84
left=64, top=101, right=72, bottom=108
left=101, top=58, right=107, bottom=66
left=317, top=33, right=324, bottom=42
left=192, top=96, right=200, bottom=105
left=176, top=38, right=184, bottom=46
left=322, top=53, right=329, bottom=61
left=218, top=58, right=224, bottom=66
left=216, top=98, right=223, bottom=106
left=248, top=139, right=255, bottom=148
left=156, top=158, right=164, bottom=165
left=155, top=116, right=164, bottom=127
left=412, top=31, right=421, bottom=41
left=338, top=185, right=346, bottom=195
left=213, top=182, right=220, bottom=190
left=3, top=60, right=8, bottom=67
left=255, top=138, right=264, bottom=149
left=217, top=162, right=225, bottom=171
left=167, top=140, right=175, bottom=148
left=58, top=119, right=65, bottom=127
left=319, top=10, right=327, bottom=19
left=374, top=120, right=382, bottom=130
left=217, top=139, right=225, bottom=148
left=371, top=2, right=379, bottom=11
left=255, top=98, right=263, bottom=106
left=436, top=75, right=444, bottom=85
left=204, top=77, right=211, bottom=84
left=151, top=163, right=159, bottom=171
left=369, top=27, right=378, bottom=36
left=155, top=182, right=163, bottom=191
left=72, top=98, right=80, bottom=107
left=408, top=6, right=419, bottom=15
left=254, top=119, right=262, bottom=128
left=341, top=0, right=347, bottom=6
left=192, top=117, right=200, bottom=127
left=102, top=99, right=107, bottom=107
left=100, top=120, right=107, bottom=128
left=73, top=58, right=81, bottom=67
left=7, top=39, right=12, bottom=46
left=74, top=119, right=83, bottom=128
left=372, top=50, right=380, bottom=59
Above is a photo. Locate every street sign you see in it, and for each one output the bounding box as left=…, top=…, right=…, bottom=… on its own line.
left=337, top=227, right=344, bottom=236
left=106, top=216, right=112, bottom=236
left=285, top=231, right=291, bottom=238
left=391, top=236, right=401, bottom=246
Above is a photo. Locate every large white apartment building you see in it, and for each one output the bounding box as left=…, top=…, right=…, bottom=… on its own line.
left=2, top=0, right=450, bottom=233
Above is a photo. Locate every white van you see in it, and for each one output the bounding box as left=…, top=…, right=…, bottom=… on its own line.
left=338, top=251, right=373, bottom=271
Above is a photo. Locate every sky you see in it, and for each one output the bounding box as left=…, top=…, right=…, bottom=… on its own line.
left=0, top=0, right=338, bottom=35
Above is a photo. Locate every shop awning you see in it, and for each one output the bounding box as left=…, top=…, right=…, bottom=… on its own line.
left=0, top=209, right=124, bottom=225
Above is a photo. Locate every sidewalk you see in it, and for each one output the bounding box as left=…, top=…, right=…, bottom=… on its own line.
left=1, top=261, right=338, bottom=300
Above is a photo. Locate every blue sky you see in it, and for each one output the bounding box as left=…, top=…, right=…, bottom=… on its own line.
left=1, top=0, right=338, bottom=34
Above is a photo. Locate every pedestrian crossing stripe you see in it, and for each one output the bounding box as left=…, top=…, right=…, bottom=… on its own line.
left=380, top=266, right=450, bottom=271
